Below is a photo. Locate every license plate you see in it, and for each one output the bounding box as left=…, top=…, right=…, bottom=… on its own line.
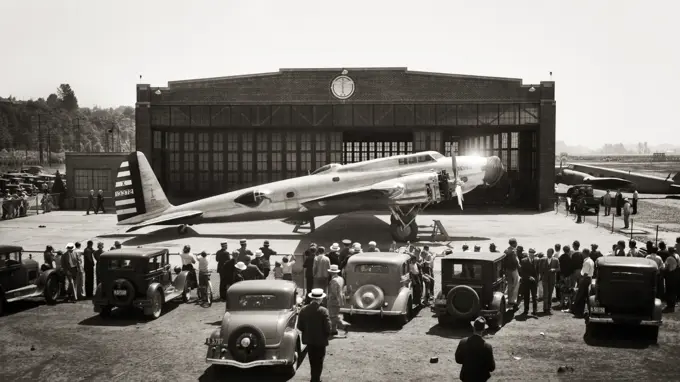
left=591, top=306, right=605, bottom=314
left=113, top=290, right=127, bottom=296
left=205, top=338, right=223, bottom=346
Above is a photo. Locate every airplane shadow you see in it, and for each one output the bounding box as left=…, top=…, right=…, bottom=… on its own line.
left=97, top=213, right=491, bottom=254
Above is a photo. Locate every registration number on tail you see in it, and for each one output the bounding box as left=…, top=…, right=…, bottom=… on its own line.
left=205, top=338, right=223, bottom=346
left=113, top=290, right=127, bottom=296
left=591, top=307, right=605, bottom=314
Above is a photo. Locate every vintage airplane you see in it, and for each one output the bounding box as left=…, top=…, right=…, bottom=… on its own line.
left=114, top=150, right=506, bottom=242
left=556, top=161, right=680, bottom=194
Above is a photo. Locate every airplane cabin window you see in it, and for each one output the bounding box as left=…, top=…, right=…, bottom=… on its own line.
left=408, top=157, right=418, bottom=164
left=332, top=177, right=340, bottom=182
left=286, top=191, right=295, bottom=198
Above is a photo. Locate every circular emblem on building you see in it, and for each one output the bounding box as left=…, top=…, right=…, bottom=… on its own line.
left=331, top=75, right=355, bottom=100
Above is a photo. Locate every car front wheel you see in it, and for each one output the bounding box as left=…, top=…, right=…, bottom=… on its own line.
left=44, top=275, right=60, bottom=304
left=148, top=289, right=163, bottom=320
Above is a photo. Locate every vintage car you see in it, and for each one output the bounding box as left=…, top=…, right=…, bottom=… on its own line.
left=205, top=280, right=305, bottom=376
left=586, top=256, right=662, bottom=341
left=567, top=184, right=600, bottom=215
left=340, top=252, right=415, bottom=325
left=92, top=247, right=189, bottom=320
left=0, top=245, right=61, bottom=316
left=432, top=251, right=508, bottom=329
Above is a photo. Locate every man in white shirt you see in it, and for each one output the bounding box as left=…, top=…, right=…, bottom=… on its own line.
left=663, top=250, right=678, bottom=313
left=571, top=249, right=595, bottom=318
left=196, top=250, right=212, bottom=304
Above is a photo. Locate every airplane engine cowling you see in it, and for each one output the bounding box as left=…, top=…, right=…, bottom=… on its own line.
left=377, top=172, right=442, bottom=205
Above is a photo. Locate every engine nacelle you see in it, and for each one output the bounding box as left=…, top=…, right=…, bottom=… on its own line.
left=378, top=172, right=446, bottom=205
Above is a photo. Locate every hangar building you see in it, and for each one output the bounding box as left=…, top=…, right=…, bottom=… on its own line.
left=135, top=68, right=556, bottom=210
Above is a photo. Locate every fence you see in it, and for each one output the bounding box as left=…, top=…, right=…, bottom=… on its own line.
left=557, top=196, right=661, bottom=245
left=1, top=193, right=62, bottom=219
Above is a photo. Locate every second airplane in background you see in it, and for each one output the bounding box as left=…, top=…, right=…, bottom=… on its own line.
left=113, top=150, right=506, bottom=242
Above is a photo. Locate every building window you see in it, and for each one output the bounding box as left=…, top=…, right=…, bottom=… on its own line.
left=510, top=150, right=519, bottom=171
left=511, top=132, right=519, bottom=149
left=227, top=132, right=238, bottom=152
left=501, top=133, right=508, bottom=149
left=153, top=131, right=162, bottom=149
left=501, top=151, right=508, bottom=168
left=168, top=132, right=180, bottom=187
left=531, top=152, right=537, bottom=180
left=213, top=133, right=224, bottom=186
left=286, top=152, right=297, bottom=173
left=520, top=104, right=539, bottom=124
left=499, top=104, right=518, bottom=125
left=256, top=132, right=269, bottom=179
left=227, top=172, right=239, bottom=189
left=227, top=153, right=239, bottom=172
left=414, top=131, right=427, bottom=152
left=198, top=133, right=210, bottom=191
left=301, top=133, right=311, bottom=151
left=256, top=132, right=268, bottom=152
left=242, top=132, right=253, bottom=152
left=430, top=131, right=441, bottom=153
left=183, top=133, right=195, bottom=190
left=329, top=132, right=342, bottom=164
left=493, top=134, right=499, bottom=149
left=301, top=152, right=312, bottom=172
left=286, top=132, right=297, bottom=152
left=272, top=133, right=282, bottom=173
left=73, top=169, right=111, bottom=196
left=242, top=132, right=253, bottom=172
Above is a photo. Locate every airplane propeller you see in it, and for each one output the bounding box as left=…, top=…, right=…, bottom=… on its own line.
left=451, top=151, right=464, bottom=210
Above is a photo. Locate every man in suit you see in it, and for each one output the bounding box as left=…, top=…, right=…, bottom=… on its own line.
left=298, top=288, right=332, bottom=382
left=242, top=255, right=264, bottom=280
left=455, top=317, right=495, bottom=382
left=519, top=248, right=539, bottom=315
left=538, top=248, right=560, bottom=314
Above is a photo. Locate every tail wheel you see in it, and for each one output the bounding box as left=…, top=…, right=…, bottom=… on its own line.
left=44, top=275, right=60, bottom=304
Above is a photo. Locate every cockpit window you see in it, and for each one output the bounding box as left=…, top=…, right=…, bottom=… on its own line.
left=399, top=155, right=436, bottom=165
left=430, top=152, right=444, bottom=160
left=311, top=164, right=332, bottom=175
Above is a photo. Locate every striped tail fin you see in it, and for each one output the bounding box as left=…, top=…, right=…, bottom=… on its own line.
left=115, top=152, right=172, bottom=223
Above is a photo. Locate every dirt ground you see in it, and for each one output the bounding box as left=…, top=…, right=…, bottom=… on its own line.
left=3, top=211, right=680, bottom=381
left=2, top=274, right=680, bottom=382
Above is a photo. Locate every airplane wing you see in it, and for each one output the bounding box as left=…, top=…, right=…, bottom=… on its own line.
left=123, top=210, right=204, bottom=232
left=301, top=184, right=400, bottom=206
left=582, top=176, right=635, bottom=190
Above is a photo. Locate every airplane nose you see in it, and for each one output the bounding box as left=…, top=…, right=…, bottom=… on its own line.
left=483, top=156, right=505, bottom=187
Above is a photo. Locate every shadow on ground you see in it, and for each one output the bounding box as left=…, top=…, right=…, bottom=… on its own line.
left=0, top=299, right=48, bottom=317
left=78, top=302, right=181, bottom=327
left=584, top=324, right=659, bottom=349
left=199, top=351, right=308, bottom=382
left=425, top=309, right=515, bottom=339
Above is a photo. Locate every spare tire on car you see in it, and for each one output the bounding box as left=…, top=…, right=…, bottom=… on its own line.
left=446, top=285, right=481, bottom=321
left=110, top=278, right=135, bottom=306
left=228, top=326, right=266, bottom=363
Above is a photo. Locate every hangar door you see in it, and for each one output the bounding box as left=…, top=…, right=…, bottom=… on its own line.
left=342, top=131, right=414, bottom=163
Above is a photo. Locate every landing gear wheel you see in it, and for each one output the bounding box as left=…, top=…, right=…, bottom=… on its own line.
left=147, top=289, right=163, bottom=320
left=390, top=221, right=419, bottom=242
left=177, top=224, right=188, bottom=235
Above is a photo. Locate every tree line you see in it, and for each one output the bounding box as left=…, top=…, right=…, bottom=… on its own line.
left=0, top=84, right=135, bottom=157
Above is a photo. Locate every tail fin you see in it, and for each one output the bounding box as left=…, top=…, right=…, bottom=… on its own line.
left=115, top=152, right=172, bottom=223
left=673, top=172, right=680, bottom=184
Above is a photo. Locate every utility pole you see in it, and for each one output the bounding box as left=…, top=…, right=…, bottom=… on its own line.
left=74, top=117, right=81, bottom=152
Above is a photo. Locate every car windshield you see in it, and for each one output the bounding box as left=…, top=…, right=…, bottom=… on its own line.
left=238, top=294, right=279, bottom=310
left=0, top=252, right=21, bottom=267
left=354, top=264, right=390, bottom=274
left=452, top=263, right=483, bottom=280
left=108, top=259, right=135, bottom=270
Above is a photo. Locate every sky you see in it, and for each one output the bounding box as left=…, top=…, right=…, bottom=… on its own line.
left=1, top=0, right=678, bottom=148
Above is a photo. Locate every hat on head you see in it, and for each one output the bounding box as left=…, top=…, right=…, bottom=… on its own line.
left=263, top=240, right=270, bottom=245
left=239, top=239, right=247, bottom=244
left=353, top=248, right=362, bottom=254
left=352, top=242, right=361, bottom=249
left=310, top=243, right=317, bottom=248
left=330, top=243, right=340, bottom=251
left=114, top=241, right=121, bottom=246
left=342, top=239, right=351, bottom=245
left=317, top=246, right=325, bottom=253
left=66, top=243, right=74, bottom=249
left=255, top=250, right=263, bottom=257
left=235, top=262, right=247, bottom=271
left=220, top=241, right=228, bottom=245
left=528, top=248, right=536, bottom=254
left=308, top=288, right=326, bottom=300
left=474, top=245, right=481, bottom=250
left=328, top=264, right=341, bottom=273
left=473, top=317, right=486, bottom=331
left=368, top=241, right=377, bottom=246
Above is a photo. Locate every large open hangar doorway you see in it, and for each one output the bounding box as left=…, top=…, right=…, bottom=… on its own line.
left=136, top=68, right=556, bottom=211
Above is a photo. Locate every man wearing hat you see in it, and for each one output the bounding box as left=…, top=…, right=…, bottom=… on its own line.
left=93, top=242, right=105, bottom=286
left=303, top=243, right=318, bottom=296
left=503, top=238, right=520, bottom=310
left=327, top=243, right=340, bottom=266
left=327, top=264, right=350, bottom=337
left=114, top=241, right=122, bottom=250
left=455, top=317, right=495, bottom=382
left=63, top=243, right=78, bottom=302
left=83, top=240, right=95, bottom=298
left=538, top=248, right=560, bottom=314
left=215, top=242, right=231, bottom=301
left=297, top=288, right=332, bottom=382
left=366, top=241, right=380, bottom=252
left=473, top=245, right=481, bottom=252
left=237, top=239, right=254, bottom=263
left=338, top=240, right=352, bottom=271
left=233, top=262, right=247, bottom=284
left=489, top=243, right=498, bottom=253
left=519, top=248, right=539, bottom=316
left=259, top=240, right=276, bottom=279
left=622, top=197, right=632, bottom=229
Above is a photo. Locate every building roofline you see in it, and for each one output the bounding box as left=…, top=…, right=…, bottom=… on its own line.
left=164, top=67, right=533, bottom=87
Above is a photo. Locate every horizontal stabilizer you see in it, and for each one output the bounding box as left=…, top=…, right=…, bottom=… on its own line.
left=125, top=210, right=204, bottom=232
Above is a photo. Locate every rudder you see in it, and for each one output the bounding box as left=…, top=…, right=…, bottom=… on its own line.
left=114, top=152, right=171, bottom=223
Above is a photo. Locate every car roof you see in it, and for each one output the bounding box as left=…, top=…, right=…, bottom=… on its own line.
left=347, top=252, right=412, bottom=265
left=0, top=245, right=24, bottom=253
left=100, top=247, right=169, bottom=259
left=442, top=251, right=506, bottom=262
left=597, top=256, right=658, bottom=269
left=228, top=280, right=298, bottom=295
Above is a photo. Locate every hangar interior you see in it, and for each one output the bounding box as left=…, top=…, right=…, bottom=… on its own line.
left=136, top=68, right=555, bottom=210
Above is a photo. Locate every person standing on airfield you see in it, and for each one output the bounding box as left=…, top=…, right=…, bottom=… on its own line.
left=215, top=242, right=230, bottom=301
left=297, top=289, right=332, bottom=382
